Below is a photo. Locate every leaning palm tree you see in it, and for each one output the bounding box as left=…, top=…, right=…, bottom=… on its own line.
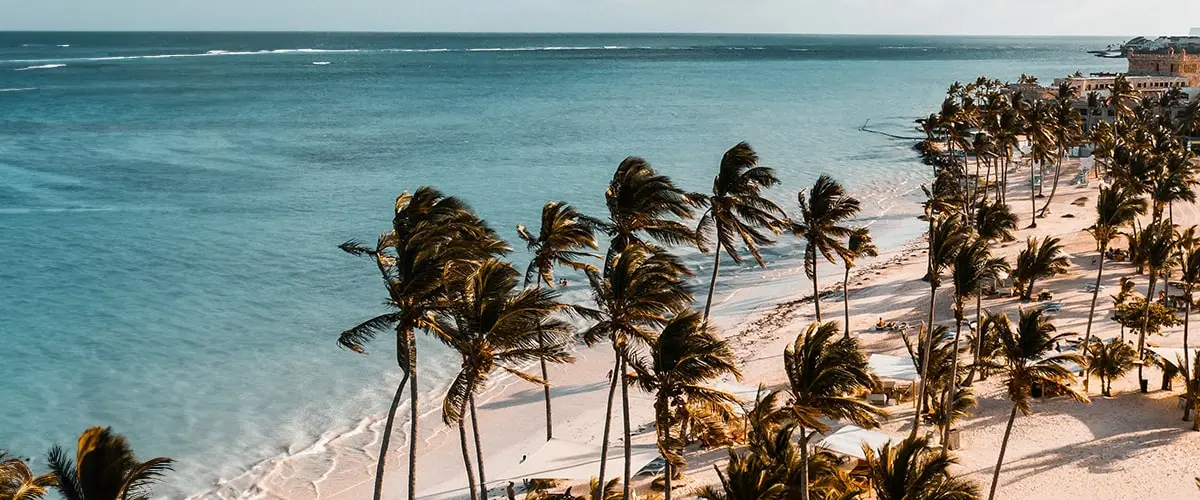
left=1136, top=222, right=1176, bottom=390
left=337, top=187, right=507, bottom=500
left=839, top=227, right=878, bottom=337
left=599, top=156, right=703, bottom=270
left=517, top=201, right=600, bottom=440
left=784, top=321, right=885, bottom=500
left=1037, top=93, right=1083, bottom=216
left=46, top=427, right=173, bottom=500
left=1012, top=236, right=1070, bottom=301
left=863, top=436, right=981, bottom=500
left=913, top=215, right=965, bottom=436
left=579, top=243, right=693, bottom=499
left=791, top=175, right=862, bottom=321
left=974, top=201, right=1018, bottom=245
left=628, top=310, right=742, bottom=500
left=943, top=237, right=1007, bottom=452
left=435, top=258, right=575, bottom=499
left=981, top=309, right=1087, bottom=500
left=696, top=142, right=786, bottom=319
left=1085, top=338, right=1138, bottom=397
left=1081, top=186, right=1146, bottom=393
left=1, top=451, right=56, bottom=500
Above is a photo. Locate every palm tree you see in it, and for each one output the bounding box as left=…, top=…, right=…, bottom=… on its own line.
left=784, top=321, right=885, bottom=500
left=943, top=238, right=1007, bottom=452
left=862, top=436, right=981, bottom=500
left=517, top=201, right=600, bottom=440
left=982, top=309, right=1087, bottom=500
left=1107, top=74, right=1137, bottom=134
left=599, top=156, right=703, bottom=269
left=791, top=175, right=862, bottom=321
left=579, top=243, right=693, bottom=499
left=1037, top=88, right=1083, bottom=216
left=702, top=422, right=863, bottom=500
left=1085, top=338, right=1138, bottom=397
left=1012, top=236, right=1070, bottom=301
left=1179, top=236, right=1200, bottom=420
left=1, top=452, right=56, bottom=500
left=46, top=427, right=173, bottom=500
left=628, top=310, right=742, bottom=500
left=913, top=215, right=965, bottom=435
left=697, top=142, right=786, bottom=320
left=840, top=227, right=878, bottom=337
left=1081, top=186, right=1146, bottom=393
left=337, top=187, right=506, bottom=500
left=435, top=258, right=575, bottom=499
left=1136, top=222, right=1176, bottom=390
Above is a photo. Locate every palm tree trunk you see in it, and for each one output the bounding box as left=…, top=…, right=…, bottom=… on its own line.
left=407, top=332, right=419, bottom=500
left=533, top=281, right=554, bottom=442
left=812, top=251, right=822, bottom=321
left=374, top=371, right=410, bottom=500
left=470, top=393, right=488, bottom=500
left=912, top=285, right=937, bottom=438
left=1139, top=270, right=1157, bottom=392
left=943, top=307, right=965, bottom=456
left=1032, top=161, right=1041, bottom=227
left=799, top=426, right=810, bottom=500
left=704, top=243, right=722, bottom=320
left=966, top=293, right=985, bottom=386
left=988, top=405, right=1019, bottom=500
left=621, top=356, right=633, bottom=500
left=596, top=346, right=620, bottom=496
left=1037, top=148, right=1065, bottom=216
left=458, top=400, right=479, bottom=500
left=658, top=398, right=672, bottom=500
left=1183, top=294, right=1192, bottom=421
left=843, top=265, right=852, bottom=338
left=1082, top=242, right=1108, bottom=393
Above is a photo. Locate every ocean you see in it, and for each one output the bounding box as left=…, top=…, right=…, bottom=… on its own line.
left=0, top=32, right=1124, bottom=497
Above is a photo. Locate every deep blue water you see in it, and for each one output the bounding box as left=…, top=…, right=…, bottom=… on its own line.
left=0, top=32, right=1125, bottom=496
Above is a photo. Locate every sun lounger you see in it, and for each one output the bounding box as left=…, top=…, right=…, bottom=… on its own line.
left=636, top=457, right=666, bottom=477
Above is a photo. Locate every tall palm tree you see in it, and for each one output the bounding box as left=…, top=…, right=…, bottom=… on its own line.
left=46, top=427, right=173, bottom=500
left=599, top=156, right=703, bottom=270
left=579, top=243, right=692, bottom=499
left=913, top=215, right=965, bottom=436
left=1012, top=236, right=1070, bottom=301
left=862, top=436, right=981, bottom=500
left=784, top=321, right=885, bottom=500
left=943, top=238, right=1007, bottom=452
left=697, top=142, right=786, bottom=319
left=1037, top=87, right=1083, bottom=216
left=1107, top=74, right=1137, bottom=134
left=1178, top=235, right=1200, bottom=420
left=435, top=258, right=575, bottom=499
left=337, top=187, right=507, bottom=500
left=1022, top=99, right=1057, bottom=226
left=1, top=452, right=56, bottom=500
left=840, top=227, right=878, bottom=337
left=1081, top=186, right=1146, bottom=392
left=974, top=201, right=1018, bottom=245
left=982, top=309, right=1087, bottom=500
left=1136, top=222, right=1176, bottom=390
left=791, top=175, right=862, bottom=321
left=628, top=310, right=742, bottom=500
left=517, top=201, right=600, bottom=440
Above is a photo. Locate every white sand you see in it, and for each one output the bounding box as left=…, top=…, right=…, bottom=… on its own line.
left=217, top=159, right=1200, bottom=499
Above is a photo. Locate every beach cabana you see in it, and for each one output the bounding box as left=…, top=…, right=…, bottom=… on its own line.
left=814, top=425, right=894, bottom=461
left=867, top=354, right=919, bottom=382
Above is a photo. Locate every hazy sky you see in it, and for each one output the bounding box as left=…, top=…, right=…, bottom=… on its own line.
left=4, top=0, right=1200, bottom=35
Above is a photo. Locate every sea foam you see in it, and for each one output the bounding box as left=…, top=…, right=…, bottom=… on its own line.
left=15, top=64, right=64, bottom=71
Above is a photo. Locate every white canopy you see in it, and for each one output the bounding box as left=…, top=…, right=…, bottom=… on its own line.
left=1147, top=347, right=1199, bottom=368
left=868, top=354, right=920, bottom=382
left=815, top=425, right=894, bottom=461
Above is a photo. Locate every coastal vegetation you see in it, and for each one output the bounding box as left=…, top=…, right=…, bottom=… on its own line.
left=13, top=65, right=1200, bottom=500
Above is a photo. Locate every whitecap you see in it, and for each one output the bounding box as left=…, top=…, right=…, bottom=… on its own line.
left=15, top=64, right=64, bottom=71
left=312, top=61, right=331, bottom=65
left=0, top=87, right=36, bottom=92
left=57, top=44, right=70, bottom=47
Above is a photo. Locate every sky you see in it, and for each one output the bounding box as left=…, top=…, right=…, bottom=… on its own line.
left=3, top=0, right=1200, bottom=35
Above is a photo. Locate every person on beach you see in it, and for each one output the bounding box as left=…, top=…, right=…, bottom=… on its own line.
left=507, top=481, right=516, bottom=500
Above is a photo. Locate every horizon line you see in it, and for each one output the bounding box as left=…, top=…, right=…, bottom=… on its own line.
left=0, top=29, right=1142, bottom=38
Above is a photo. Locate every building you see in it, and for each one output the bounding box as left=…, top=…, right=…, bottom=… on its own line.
left=1053, top=73, right=1187, bottom=94
left=1122, top=36, right=1200, bottom=86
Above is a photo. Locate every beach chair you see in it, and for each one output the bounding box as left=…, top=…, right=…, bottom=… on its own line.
left=1040, top=302, right=1063, bottom=313
left=636, top=457, right=667, bottom=477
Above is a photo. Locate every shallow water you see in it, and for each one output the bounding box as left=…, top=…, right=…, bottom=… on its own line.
left=0, top=32, right=1124, bottom=496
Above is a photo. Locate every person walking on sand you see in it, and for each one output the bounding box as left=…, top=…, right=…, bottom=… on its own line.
left=506, top=481, right=516, bottom=500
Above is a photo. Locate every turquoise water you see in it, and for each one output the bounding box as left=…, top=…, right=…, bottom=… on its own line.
left=0, top=33, right=1124, bottom=496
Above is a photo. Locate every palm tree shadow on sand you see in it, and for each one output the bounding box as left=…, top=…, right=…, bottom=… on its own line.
left=479, top=381, right=612, bottom=411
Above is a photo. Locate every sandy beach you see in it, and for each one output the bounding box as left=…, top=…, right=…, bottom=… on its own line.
left=221, top=158, right=1200, bottom=500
